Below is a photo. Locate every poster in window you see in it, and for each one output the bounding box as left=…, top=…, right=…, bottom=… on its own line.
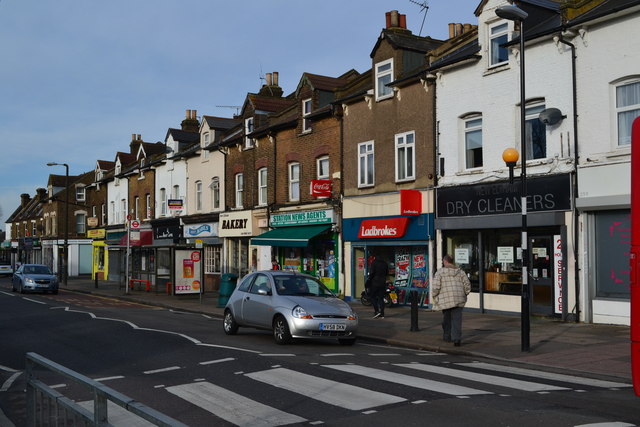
left=455, top=248, right=469, bottom=264
left=497, top=246, right=514, bottom=263
left=175, top=249, right=201, bottom=294
left=394, top=247, right=411, bottom=287
left=411, top=250, right=428, bottom=288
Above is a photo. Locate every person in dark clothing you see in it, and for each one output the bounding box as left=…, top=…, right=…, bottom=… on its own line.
left=368, top=254, right=389, bottom=318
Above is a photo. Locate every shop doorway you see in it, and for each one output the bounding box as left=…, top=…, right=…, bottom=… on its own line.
left=530, top=235, right=554, bottom=315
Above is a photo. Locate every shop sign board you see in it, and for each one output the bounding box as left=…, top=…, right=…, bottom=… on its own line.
left=219, top=211, right=253, bottom=237
left=358, top=217, right=409, bottom=239
left=437, top=174, right=572, bottom=218
left=87, top=217, right=99, bottom=227
left=400, top=189, right=422, bottom=215
left=154, top=225, right=182, bottom=240
left=270, top=209, right=334, bottom=227
left=310, top=180, right=332, bottom=197
left=183, top=222, right=219, bottom=238
left=87, top=228, right=106, bottom=239
left=175, top=249, right=201, bottom=294
left=554, top=235, right=563, bottom=315
left=168, top=199, right=183, bottom=209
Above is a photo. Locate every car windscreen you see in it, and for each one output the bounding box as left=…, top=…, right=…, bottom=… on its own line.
left=25, top=266, right=52, bottom=275
left=274, top=276, right=334, bottom=297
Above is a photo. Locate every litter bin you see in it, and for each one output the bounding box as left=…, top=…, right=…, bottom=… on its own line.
left=217, top=273, right=238, bottom=308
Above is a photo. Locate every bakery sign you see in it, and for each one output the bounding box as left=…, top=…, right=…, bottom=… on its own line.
left=219, top=211, right=253, bottom=237
left=358, top=217, right=410, bottom=239
left=310, top=180, right=332, bottom=198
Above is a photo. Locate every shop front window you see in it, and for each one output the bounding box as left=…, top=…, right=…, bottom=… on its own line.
left=595, top=210, right=631, bottom=299
left=443, top=230, right=479, bottom=292
left=483, top=230, right=522, bottom=294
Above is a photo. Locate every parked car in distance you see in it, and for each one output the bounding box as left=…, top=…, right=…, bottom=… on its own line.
left=12, top=264, right=59, bottom=294
left=223, top=271, right=357, bottom=345
left=0, top=262, right=13, bottom=276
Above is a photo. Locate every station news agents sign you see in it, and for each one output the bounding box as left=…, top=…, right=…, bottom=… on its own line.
left=437, top=174, right=572, bottom=218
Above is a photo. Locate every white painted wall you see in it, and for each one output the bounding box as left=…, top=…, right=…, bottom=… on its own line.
left=106, top=161, right=128, bottom=225
left=155, top=133, right=188, bottom=219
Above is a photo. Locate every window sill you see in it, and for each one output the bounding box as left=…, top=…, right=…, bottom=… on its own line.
left=395, top=178, right=415, bottom=184
left=483, top=64, right=510, bottom=76
left=375, top=95, right=393, bottom=102
left=358, top=184, right=375, bottom=189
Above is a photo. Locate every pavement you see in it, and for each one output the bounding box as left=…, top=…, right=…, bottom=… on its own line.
left=54, top=277, right=633, bottom=383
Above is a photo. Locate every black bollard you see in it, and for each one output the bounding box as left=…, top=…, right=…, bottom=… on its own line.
left=410, top=290, right=420, bottom=331
left=94, top=274, right=98, bottom=289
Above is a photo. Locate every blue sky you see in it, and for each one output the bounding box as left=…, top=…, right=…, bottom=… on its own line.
left=0, top=0, right=479, bottom=229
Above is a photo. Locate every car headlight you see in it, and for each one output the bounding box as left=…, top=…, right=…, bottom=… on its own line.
left=292, top=305, right=313, bottom=319
left=347, top=312, right=357, bottom=321
left=25, top=278, right=35, bottom=284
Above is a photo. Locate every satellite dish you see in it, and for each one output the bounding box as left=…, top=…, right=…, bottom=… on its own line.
left=538, top=108, right=566, bottom=126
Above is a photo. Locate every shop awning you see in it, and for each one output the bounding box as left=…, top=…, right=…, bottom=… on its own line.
left=251, top=225, right=331, bottom=247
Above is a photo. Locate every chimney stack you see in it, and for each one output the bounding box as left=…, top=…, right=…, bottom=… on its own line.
left=20, top=193, right=31, bottom=207
left=36, top=188, right=47, bottom=199
left=385, top=10, right=408, bottom=32
left=181, top=108, right=200, bottom=132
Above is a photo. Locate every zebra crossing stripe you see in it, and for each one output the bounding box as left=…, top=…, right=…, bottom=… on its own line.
left=323, top=364, right=491, bottom=396
left=396, top=363, right=570, bottom=392
left=78, top=401, right=156, bottom=427
left=166, top=381, right=306, bottom=426
left=456, top=362, right=632, bottom=388
left=246, top=367, right=406, bottom=410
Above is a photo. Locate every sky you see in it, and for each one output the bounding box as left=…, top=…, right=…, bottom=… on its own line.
left=0, top=0, right=480, bottom=230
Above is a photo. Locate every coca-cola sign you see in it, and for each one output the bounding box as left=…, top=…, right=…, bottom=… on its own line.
left=310, top=179, right=332, bottom=197
left=358, top=218, right=409, bottom=239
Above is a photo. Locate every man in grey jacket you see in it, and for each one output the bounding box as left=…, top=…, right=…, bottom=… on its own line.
left=432, top=254, right=471, bottom=346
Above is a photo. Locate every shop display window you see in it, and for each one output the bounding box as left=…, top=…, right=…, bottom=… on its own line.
left=443, top=231, right=479, bottom=291
left=483, top=230, right=522, bottom=294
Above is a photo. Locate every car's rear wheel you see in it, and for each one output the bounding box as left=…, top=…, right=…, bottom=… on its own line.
left=273, top=315, right=292, bottom=345
left=338, top=338, right=356, bottom=346
left=223, top=309, right=239, bottom=335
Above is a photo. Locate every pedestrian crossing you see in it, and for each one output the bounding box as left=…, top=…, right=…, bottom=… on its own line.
left=71, top=357, right=634, bottom=426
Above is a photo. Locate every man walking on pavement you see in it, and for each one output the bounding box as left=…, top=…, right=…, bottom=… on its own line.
left=368, top=253, right=389, bottom=319
left=432, top=254, right=471, bottom=346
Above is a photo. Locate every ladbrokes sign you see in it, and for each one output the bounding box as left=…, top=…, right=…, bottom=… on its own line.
left=358, top=218, right=410, bottom=239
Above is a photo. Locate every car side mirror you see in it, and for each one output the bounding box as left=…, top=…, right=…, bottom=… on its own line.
left=257, top=289, right=271, bottom=296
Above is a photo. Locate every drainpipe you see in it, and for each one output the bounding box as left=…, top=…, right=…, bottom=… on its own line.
left=557, top=31, right=580, bottom=323
left=336, top=105, right=346, bottom=297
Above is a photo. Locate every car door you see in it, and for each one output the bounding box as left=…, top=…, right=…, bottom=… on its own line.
left=12, top=265, right=23, bottom=289
left=241, top=273, right=274, bottom=328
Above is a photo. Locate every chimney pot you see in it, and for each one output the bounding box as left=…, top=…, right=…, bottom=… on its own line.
left=266, top=72, right=272, bottom=86
left=273, top=72, right=279, bottom=86
left=132, top=133, right=136, bottom=141
left=137, top=134, right=141, bottom=140
left=399, top=14, right=406, bottom=29
left=455, top=23, right=463, bottom=36
left=191, top=110, right=197, bottom=120
left=386, top=11, right=392, bottom=28
left=186, top=109, right=191, bottom=119
left=390, top=10, right=399, bottom=28
left=463, top=23, right=472, bottom=33
left=448, top=23, right=455, bottom=38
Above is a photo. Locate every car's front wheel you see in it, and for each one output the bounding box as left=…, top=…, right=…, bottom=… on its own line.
left=223, top=309, right=239, bottom=335
left=273, top=315, right=292, bottom=345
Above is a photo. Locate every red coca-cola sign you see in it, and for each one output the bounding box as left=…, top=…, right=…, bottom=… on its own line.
left=310, top=179, right=332, bottom=197
left=358, top=217, right=409, bottom=239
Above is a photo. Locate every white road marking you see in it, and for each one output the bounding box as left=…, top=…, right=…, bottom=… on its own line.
left=246, top=367, right=406, bottom=410
left=324, top=364, right=490, bottom=396
left=575, top=423, right=635, bottom=427
left=50, top=384, right=66, bottom=389
left=1, top=372, right=22, bottom=392
left=0, top=365, right=18, bottom=373
left=143, top=366, right=181, bottom=375
left=199, top=357, right=235, bottom=365
left=457, top=362, right=632, bottom=389
left=397, top=363, right=570, bottom=392
left=94, top=376, right=124, bottom=382
left=259, top=354, right=296, bottom=357
left=23, top=298, right=46, bottom=305
left=0, top=291, right=15, bottom=297
left=78, top=401, right=156, bottom=426
left=369, top=353, right=401, bottom=357
left=320, top=353, right=354, bottom=357
left=166, top=381, right=307, bottom=426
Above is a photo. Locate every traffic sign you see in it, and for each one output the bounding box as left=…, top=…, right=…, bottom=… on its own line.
left=131, top=220, right=140, bottom=229
left=191, top=251, right=201, bottom=262
left=127, top=214, right=132, bottom=221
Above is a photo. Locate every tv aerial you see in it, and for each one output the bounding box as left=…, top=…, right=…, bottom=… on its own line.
left=409, top=0, right=429, bottom=37
left=216, top=105, right=242, bottom=115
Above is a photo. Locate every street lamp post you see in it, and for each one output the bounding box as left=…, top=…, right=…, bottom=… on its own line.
left=497, top=4, right=530, bottom=352
left=47, top=162, right=69, bottom=288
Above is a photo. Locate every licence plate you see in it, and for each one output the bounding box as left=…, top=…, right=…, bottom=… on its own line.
left=320, top=323, right=346, bottom=331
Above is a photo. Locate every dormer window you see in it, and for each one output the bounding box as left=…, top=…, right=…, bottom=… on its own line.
left=302, top=98, right=312, bottom=132
left=375, top=59, right=393, bottom=101
left=489, top=22, right=509, bottom=68
left=245, top=117, right=254, bottom=149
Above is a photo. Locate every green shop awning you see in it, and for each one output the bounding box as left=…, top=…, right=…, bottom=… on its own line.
left=251, top=225, right=331, bottom=247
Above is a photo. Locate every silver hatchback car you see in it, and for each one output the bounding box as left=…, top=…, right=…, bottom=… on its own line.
left=12, top=264, right=59, bottom=294
left=223, top=271, right=358, bottom=345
